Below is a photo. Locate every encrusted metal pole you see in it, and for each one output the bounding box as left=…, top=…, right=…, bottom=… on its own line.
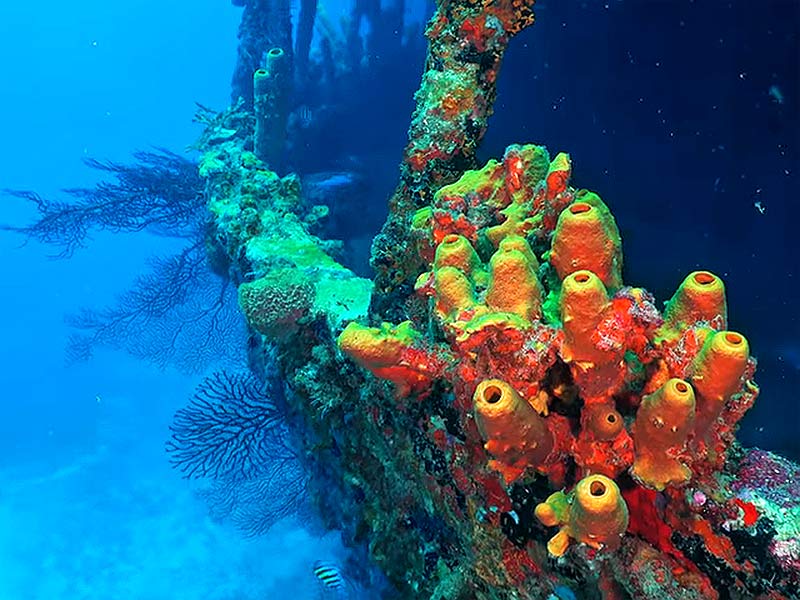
left=370, top=0, right=537, bottom=321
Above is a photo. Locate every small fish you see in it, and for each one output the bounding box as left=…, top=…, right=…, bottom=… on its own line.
left=768, top=84, right=785, bottom=105
left=296, top=105, right=314, bottom=128
left=313, top=561, right=349, bottom=597
left=754, top=200, right=765, bottom=214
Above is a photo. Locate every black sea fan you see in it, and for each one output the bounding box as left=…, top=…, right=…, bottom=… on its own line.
left=66, top=240, right=246, bottom=373
left=2, top=148, right=246, bottom=373
left=168, top=369, right=310, bottom=536
left=167, top=370, right=285, bottom=480
left=198, top=428, right=309, bottom=537
left=2, top=148, right=203, bottom=257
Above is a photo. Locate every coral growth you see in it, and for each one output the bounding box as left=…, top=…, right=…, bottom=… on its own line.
left=336, top=143, right=797, bottom=596
left=167, top=370, right=284, bottom=479
left=196, top=101, right=371, bottom=343
left=2, top=148, right=203, bottom=257
left=191, top=2, right=799, bottom=597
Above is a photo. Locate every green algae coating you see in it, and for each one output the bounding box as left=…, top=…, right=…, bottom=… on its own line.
left=198, top=150, right=227, bottom=178
left=434, top=159, right=504, bottom=206
left=542, top=490, right=571, bottom=524
left=246, top=233, right=342, bottom=271
left=412, top=207, right=433, bottom=230
left=458, top=312, right=530, bottom=338
left=506, top=143, right=551, bottom=192
left=541, top=289, right=562, bottom=327
left=314, top=274, right=372, bottom=330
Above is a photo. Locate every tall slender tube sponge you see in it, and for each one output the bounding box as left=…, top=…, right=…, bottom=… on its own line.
left=550, top=192, right=622, bottom=289
left=660, top=271, right=728, bottom=336
left=473, top=379, right=554, bottom=484
left=486, top=236, right=543, bottom=322
left=630, top=378, right=696, bottom=490
left=690, top=330, right=750, bottom=438
left=559, top=269, right=626, bottom=397
left=253, top=47, right=290, bottom=169
left=560, top=270, right=610, bottom=364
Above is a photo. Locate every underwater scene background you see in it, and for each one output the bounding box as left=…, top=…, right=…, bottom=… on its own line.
left=0, top=0, right=797, bottom=599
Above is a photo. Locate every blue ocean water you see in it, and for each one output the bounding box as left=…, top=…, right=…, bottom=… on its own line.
left=0, top=2, right=368, bottom=598
left=0, top=1, right=796, bottom=598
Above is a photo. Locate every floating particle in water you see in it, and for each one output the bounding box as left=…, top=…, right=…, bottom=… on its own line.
left=768, top=84, right=785, bottom=105
left=754, top=201, right=765, bottom=214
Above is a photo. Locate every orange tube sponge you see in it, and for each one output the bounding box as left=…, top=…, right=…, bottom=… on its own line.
left=473, top=379, right=554, bottom=484
left=534, top=474, right=629, bottom=557
left=573, top=402, right=634, bottom=479
left=434, top=266, right=476, bottom=320
left=434, top=234, right=481, bottom=274
left=549, top=192, right=622, bottom=289
left=338, top=321, right=445, bottom=394
left=584, top=403, right=625, bottom=441
left=485, top=236, right=543, bottom=321
left=690, top=330, right=749, bottom=437
left=559, top=270, right=610, bottom=365
left=496, top=234, right=539, bottom=269
left=630, top=378, right=696, bottom=490
left=660, top=271, right=727, bottom=335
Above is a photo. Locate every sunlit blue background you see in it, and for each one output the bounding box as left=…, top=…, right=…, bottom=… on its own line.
left=0, top=2, right=356, bottom=597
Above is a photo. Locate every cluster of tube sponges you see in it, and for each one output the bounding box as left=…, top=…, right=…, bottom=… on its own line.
left=338, top=144, right=756, bottom=558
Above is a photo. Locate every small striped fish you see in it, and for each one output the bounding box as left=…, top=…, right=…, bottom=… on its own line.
left=312, top=560, right=350, bottom=598
left=296, top=105, right=314, bottom=129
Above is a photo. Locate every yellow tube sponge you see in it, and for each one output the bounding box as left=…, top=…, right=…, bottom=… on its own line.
left=630, top=378, right=696, bottom=490
left=485, top=237, right=543, bottom=321
left=473, top=379, right=554, bottom=484
left=434, top=266, right=476, bottom=319
left=559, top=270, right=610, bottom=365
left=496, top=234, right=539, bottom=269
left=690, top=330, right=749, bottom=438
left=535, top=474, right=629, bottom=557
left=337, top=321, right=440, bottom=394
left=549, top=192, right=622, bottom=289
left=434, top=234, right=481, bottom=274
left=661, top=271, right=728, bottom=334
